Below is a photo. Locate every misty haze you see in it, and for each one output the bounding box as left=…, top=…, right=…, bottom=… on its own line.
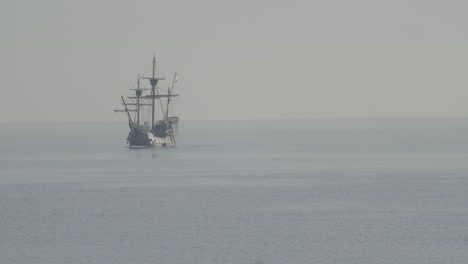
left=1, top=1, right=467, bottom=263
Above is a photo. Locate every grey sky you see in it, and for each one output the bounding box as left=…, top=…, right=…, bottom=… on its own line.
left=1, top=0, right=467, bottom=122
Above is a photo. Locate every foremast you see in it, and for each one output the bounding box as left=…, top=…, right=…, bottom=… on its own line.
left=129, top=75, right=146, bottom=124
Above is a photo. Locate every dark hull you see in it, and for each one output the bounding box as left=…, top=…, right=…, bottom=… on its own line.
left=126, top=117, right=179, bottom=147
left=127, top=128, right=151, bottom=146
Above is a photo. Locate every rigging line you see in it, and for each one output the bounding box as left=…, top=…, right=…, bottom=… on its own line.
left=153, top=60, right=165, bottom=79
left=123, top=60, right=154, bottom=91
left=113, top=99, right=124, bottom=111
left=128, top=75, right=142, bottom=90
left=127, top=63, right=153, bottom=91
left=157, top=67, right=166, bottom=80
left=156, top=87, right=169, bottom=93
left=129, top=82, right=137, bottom=90
left=141, top=62, right=152, bottom=78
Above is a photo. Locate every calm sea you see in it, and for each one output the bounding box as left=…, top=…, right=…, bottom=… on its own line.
left=1, top=118, right=467, bottom=264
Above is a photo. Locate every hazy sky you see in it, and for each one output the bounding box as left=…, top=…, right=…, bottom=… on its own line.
left=1, top=0, right=467, bottom=122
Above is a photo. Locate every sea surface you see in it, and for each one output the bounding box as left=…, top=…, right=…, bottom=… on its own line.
left=0, top=118, right=467, bottom=264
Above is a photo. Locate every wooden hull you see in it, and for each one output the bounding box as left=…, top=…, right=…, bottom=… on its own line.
left=127, top=118, right=178, bottom=147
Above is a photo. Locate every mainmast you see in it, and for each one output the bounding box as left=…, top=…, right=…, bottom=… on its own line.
left=136, top=76, right=141, bottom=124
left=141, top=56, right=166, bottom=128
left=121, top=55, right=179, bottom=129
left=151, top=57, right=156, bottom=128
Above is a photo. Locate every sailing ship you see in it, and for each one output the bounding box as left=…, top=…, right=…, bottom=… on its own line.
left=114, top=56, right=179, bottom=147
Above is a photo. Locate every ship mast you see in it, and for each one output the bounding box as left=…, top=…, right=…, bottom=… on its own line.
left=138, top=56, right=179, bottom=127
left=121, top=96, right=133, bottom=124
left=114, top=55, right=181, bottom=147
left=127, top=75, right=147, bottom=125
left=141, top=56, right=166, bottom=128
left=166, top=71, right=178, bottom=120
left=136, top=76, right=141, bottom=124
left=151, top=57, right=156, bottom=127
left=166, top=84, right=171, bottom=121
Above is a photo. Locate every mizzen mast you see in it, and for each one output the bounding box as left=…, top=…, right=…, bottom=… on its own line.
left=166, top=71, right=178, bottom=120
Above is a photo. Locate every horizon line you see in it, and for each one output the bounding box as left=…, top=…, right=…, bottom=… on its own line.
left=1, top=115, right=468, bottom=124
